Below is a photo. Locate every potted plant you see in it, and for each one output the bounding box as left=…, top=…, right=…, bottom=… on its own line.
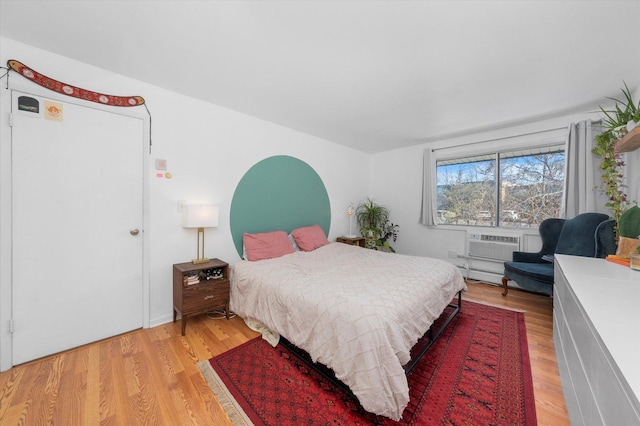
left=618, top=205, right=640, bottom=239
left=598, top=82, right=640, bottom=136
left=378, top=221, right=400, bottom=253
left=593, top=83, right=640, bottom=232
left=355, top=197, right=399, bottom=251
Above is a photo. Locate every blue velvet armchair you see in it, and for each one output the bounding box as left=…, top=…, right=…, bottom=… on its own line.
left=502, top=213, right=615, bottom=297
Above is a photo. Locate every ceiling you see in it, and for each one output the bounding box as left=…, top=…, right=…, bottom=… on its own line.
left=1, top=1, right=639, bottom=153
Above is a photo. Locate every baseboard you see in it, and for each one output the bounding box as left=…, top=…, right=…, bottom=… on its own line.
left=456, top=266, right=503, bottom=285
left=150, top=313, right=174, bottom=328
left=456, top=267, right=531, bottom=294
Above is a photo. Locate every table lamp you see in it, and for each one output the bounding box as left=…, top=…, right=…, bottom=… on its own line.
left=346, top=204, right=357, bottom=238
left=182, top=205, right=219, bottom=264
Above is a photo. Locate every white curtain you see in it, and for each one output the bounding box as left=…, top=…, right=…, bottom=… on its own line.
left=419, top=148, right=437, bottom=226
left=562, top=120, right=599, bottom=218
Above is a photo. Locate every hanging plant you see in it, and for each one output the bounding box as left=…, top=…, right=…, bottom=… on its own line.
left=592, top=130, right=629, bottom=227
left=592, top=82, right=639, bottom=234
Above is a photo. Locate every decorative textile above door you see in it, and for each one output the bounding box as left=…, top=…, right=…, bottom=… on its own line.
left=7, top=59, right=145, bottom=107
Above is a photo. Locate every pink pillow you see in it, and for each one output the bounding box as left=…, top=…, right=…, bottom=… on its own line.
left=291, top=224, right=330, bottom=252
left=243, top=231, right=295, bottom=261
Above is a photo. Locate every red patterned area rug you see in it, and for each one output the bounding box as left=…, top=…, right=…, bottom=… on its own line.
left=198, top=301, right=536, bottom=425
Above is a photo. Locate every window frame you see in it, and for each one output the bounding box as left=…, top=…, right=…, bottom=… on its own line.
left=435, top=143, right=566, bottom=228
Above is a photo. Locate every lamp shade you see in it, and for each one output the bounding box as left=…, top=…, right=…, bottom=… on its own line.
left=182, top=205, right=219, bottom=228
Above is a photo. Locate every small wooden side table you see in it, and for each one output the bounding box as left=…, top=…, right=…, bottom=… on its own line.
left=336, top=236, right=365, bottom=247
left=173, top=258, right=230, bottom=336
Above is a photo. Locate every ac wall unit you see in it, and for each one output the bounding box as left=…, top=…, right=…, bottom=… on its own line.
left=467, top=233, right=520, bottom=261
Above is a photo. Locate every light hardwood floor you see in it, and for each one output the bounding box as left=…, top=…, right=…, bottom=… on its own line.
left=0, top=281, right=568, bottom=425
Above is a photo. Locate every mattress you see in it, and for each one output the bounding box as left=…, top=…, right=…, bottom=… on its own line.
left=230, top=242, right=467, bottom=420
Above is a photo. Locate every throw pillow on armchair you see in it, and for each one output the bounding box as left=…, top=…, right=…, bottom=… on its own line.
left=616, top=236, right=640, bottom=258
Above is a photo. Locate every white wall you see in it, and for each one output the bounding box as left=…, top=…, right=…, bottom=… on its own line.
left=370, top=111, right=640, bottom=283
left=0, top=37, right=370, bottom=370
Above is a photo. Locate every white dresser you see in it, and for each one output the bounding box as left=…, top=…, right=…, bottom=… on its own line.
left=554, top=254, right=640, bottom=425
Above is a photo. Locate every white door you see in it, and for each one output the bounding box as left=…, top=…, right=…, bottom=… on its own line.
left=11, top=91, right=144, bottom=364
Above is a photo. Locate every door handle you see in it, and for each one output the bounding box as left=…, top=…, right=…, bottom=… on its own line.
left=130, top=228, right=140, bottom=236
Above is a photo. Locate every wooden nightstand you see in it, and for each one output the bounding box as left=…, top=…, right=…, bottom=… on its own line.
left=173, top=258, right=230, bottom=336
left=336, top=236, right=365, bottom=247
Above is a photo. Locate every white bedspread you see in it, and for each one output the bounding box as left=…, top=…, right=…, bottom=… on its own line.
left=230, top=242, right=467, bottom=420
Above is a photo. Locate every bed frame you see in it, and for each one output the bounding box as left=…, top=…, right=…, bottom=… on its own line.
left=280, top=290, right=462, bottom=400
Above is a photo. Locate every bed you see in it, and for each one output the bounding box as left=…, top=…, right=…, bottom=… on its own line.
left=230, top=230, right=467, bottom=421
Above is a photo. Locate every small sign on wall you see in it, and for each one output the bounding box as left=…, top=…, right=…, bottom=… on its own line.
left=44, top=100, right=63, bottom=122
left=18, top=95, right=39, bottom=113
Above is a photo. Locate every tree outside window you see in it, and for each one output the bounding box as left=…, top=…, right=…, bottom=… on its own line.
left=436, top=146, right=565, bottom=228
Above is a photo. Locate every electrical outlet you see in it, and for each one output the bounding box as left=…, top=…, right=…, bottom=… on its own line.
left=448, top=250, right=457, bottom=258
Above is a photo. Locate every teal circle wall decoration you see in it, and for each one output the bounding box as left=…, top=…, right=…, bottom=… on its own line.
left=230, top=155, right=331, bottom=257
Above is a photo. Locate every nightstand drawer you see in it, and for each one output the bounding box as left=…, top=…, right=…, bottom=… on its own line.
left=183, top=280, right=229, bottom=312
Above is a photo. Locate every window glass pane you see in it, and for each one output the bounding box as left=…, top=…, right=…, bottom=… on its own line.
left=435, top=146, right=565, bottom=228
left=499, top=151, right=565, bottom=228
left=436, top=158, right=496, bottom=226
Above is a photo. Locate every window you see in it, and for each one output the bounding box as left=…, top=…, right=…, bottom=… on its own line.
left=436, top=145, right=565, bottom=228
